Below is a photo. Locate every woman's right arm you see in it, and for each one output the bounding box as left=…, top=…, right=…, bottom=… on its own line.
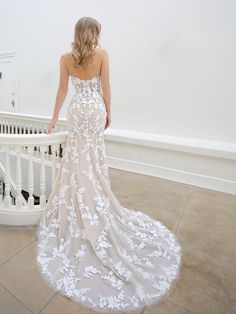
left=101, top=49, right=111, bottom=128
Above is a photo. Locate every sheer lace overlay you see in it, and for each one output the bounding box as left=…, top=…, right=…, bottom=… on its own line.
left=36, top=75, right=182, bottom=313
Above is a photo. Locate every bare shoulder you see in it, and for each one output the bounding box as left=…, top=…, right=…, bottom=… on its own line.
left=61, top=52, right=72, bottom=61
left=60, top=53, right=73, bottom=70
left=95, top=47, right=109, bottom=58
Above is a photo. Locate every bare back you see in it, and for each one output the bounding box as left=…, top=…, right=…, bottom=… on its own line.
left=58, top=47, right=110, bottom=116
left=64, top=48, right=103, bottom=80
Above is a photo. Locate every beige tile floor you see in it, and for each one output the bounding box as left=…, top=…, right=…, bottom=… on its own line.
left=0, top=167, right=236, bottom=314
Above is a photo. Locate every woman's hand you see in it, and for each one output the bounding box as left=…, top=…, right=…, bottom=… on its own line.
left=105, top=112, right=111, bottom=129
left=47, top=116, right=58, bottom=134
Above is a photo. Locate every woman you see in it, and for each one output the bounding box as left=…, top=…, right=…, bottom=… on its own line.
left=36, top=16, right=182, bottom=314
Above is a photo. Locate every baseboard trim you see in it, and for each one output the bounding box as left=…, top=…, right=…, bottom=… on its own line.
left=105, top=129, right=236, bottom=160
left=107, top=156, right=236, bottom=195
left=104, top=130, right=236, bottom=195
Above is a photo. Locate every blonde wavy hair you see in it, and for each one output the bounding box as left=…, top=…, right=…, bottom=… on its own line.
left=71, top=16, right=101, bottom=69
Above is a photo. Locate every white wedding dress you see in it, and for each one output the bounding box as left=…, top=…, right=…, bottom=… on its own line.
left=36, top=75, right=182, bottom=313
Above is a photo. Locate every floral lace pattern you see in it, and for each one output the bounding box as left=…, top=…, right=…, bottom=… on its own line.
left=36, top=75, right=182, bottom=313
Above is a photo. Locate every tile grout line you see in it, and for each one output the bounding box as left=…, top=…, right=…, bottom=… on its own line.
left=166, top=295, right=199, bottom=314
left=190, top=188, right=236, bottom=207
left=164, top=296, right=197, bottom=314
left=174, top=189, right=194, bottom=233
left=0, top=282, right=34, bottom=314
left=37, top=292, right=58, bottom=314
left=0, top=238, right=37, bottom=267
left=174, top=190, right=236, bottom=236
left=0, top=235, right=58, bottom=314
left=167, top=279, right=233, bottom=314
left=180, top=241, right=236, bottom=275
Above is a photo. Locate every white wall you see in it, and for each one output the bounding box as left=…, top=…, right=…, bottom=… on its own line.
left=0, top=0, right=235, bottom=143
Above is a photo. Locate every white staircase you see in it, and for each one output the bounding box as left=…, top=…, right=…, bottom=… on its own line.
left=0, top=111, right=68, bottom=226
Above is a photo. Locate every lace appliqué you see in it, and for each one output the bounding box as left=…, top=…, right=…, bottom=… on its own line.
left=36, top=76, right=182, bottom=313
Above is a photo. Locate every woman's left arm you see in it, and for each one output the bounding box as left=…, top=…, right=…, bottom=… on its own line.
left=48, top=54, right=69, bottom=134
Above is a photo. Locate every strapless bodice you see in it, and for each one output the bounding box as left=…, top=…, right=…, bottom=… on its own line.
left=70, top=75, right=102, bottom=94
left=67, top=75, right=106, bottom=134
